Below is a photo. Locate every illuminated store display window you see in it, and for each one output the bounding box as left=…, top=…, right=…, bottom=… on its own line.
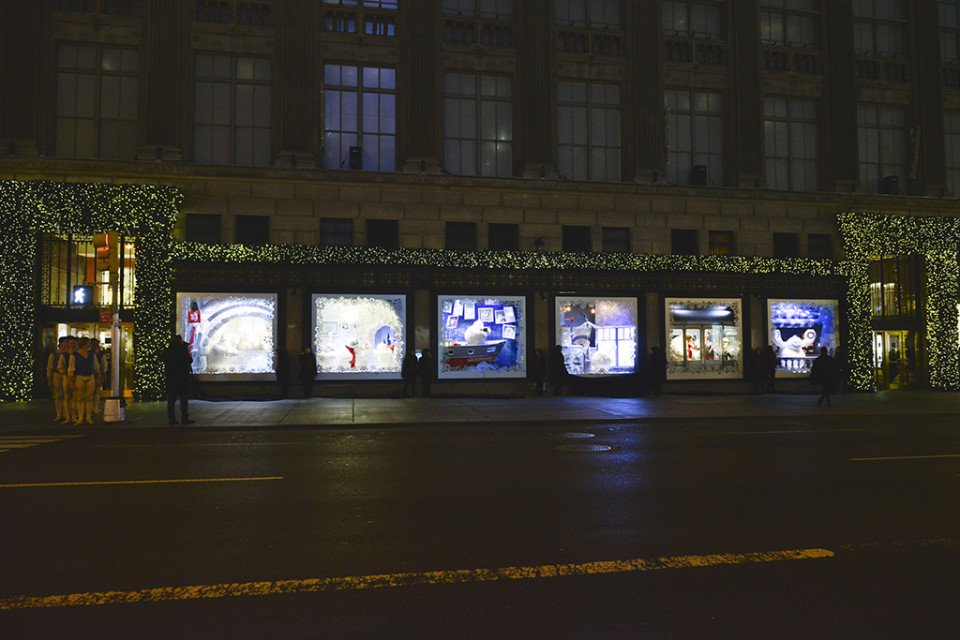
left=665, top=297, right=742, bottom=379
left=176, top=293, right=277, bottom=379
left=438, top=295, right=526, bottom=379
left=768, top=299, right=839, bottom=376
left=311, top=294, right=406, bottom=379
left=556, top=296, right=637, bottom=376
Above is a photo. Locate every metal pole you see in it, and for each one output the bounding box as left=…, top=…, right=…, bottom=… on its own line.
left=105, top=233, right=125, bottom=422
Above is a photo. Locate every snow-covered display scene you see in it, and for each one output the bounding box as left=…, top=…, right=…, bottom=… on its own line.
left=312, top=294, right=406, bottom=379
left=556, top=297, right=637, bottom=376
left=438, top=295, right=525, bottom=379
left=177, top=293, right=277, bottom=378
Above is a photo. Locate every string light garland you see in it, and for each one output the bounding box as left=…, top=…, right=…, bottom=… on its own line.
left=839, top=211, right=960, bottom=392
left=0, top=180, right=181, bottom=402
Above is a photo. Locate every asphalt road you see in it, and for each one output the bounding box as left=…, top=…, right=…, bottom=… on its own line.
left=1, top=415, right=959, bottom=639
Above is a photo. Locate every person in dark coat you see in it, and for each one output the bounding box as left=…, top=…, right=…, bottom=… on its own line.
left=764, top=345, right=778, bottom=392
left=401, top=350, right=418, bottom=397
left=162, top=334, right=194, bottom=425
left=811, top=347, right=838, bottom=407
left=299, top=347, right=317, bottom=398
left=645, top=345, right=667, bottom=396
left=549, top=344, right=568, bottom=396
left=531, top=348, right=546, bottom=396
left=417, top=348, right=433, bottom=397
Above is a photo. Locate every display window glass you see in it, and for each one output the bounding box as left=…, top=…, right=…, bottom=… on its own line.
left=311, top=294, right=406, bottom=379
left=438, top=295, right=526, bottom=379
left=176, top=293, right=277, bottom=379
left=768, top=299, right=840, bottom=376
left=556, top=296, right=638, bottom=376
left=665, top=297, right=743, bottom=379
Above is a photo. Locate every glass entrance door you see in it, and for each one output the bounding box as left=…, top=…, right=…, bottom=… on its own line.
left=872, top=330, right=918, bottom=389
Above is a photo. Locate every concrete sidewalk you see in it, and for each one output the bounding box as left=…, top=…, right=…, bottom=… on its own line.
left=1, top=390, right=958, bottom=432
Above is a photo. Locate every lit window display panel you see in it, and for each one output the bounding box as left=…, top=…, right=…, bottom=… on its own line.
left=311, top=294, right=406, bottom=379
left=769, top=299, right=840, bottom=376
left=438, top=295, right=526, bottom=379
left=665, top=297, right=743, bottom=380
left=556, top=296, right=638, bottom=376
left=176, top=293, right=277, bottom=379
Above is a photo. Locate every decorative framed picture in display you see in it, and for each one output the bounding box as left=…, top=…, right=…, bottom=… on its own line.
left=555, top=296, right=638, bottom=376
left=176, top=292, right=278, bottom=380
left=437, top=294, right=526, bottom=379
left=311, top=294, right=407, bottom=379
left=664, top=297, right=743, bottom=380
left=768, top=299, right=840, bottom=376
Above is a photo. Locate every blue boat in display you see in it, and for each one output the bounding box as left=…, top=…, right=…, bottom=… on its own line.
left=443, top=340, right=506, bottom=369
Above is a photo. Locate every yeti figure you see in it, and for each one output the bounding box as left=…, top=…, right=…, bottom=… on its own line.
left=463, top=320, right=491, bottom=345
left=773, top=328, right=817, bottom=358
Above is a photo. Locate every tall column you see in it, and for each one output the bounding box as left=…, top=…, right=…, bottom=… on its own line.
left=912, top=0, right=946, bottom=196
left=400, top=0, right=441, bottom=173
left=624, top=1, right=665, bottom=184
left=516, top=0, right=557, bottom=178
left=138, top=0, right=186, bottom=161
left=1, top=0, right=49, bottom=156
left=275, top=0, right=316, bottom=168
left=823, top=1, right=858, bottom=191
left=728, top=0, right=763, bottom=188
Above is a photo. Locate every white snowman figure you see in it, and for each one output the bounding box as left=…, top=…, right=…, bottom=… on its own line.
left=773, top=328, right=817, bottom=358
left=463, top=320, right=491, bottom=345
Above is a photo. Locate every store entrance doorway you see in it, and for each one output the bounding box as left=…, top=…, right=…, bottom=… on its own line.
left=872, top=330, right=919, bottom=389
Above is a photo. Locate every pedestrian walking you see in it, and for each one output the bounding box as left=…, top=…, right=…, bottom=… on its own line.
left=764, top=345, right=778, bottom=393
left=163, top=334, right=194, bottom=424
left=811, top=346, right=838, bottom=407
left=47, top=336, right=68, bottom=421
left=89, top=338, right=104, bottom=416
left=69, top=337, right=100, bottom=426
left=549, top=344, right=568, bottom=396
left=401, top=349, right=418, bottom=397
left=532, top=348, right=546, bottom=396
left=418, top=348, right=434, bottom=396
left=751, top=348, right=766, bottom=394
left=298, top=347, right=317, bottom=398
left=645, top=345, right=666, bottom=396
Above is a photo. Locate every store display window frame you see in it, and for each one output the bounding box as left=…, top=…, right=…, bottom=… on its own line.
left=437, top=294, right=527, bottom=380
left=555, top=296, right=639, bottom=377
left=768, top=298, right=840, bottom=377
left=311, top=293, right=407, bottom=380
left=176, top=292, right=278, bottom=381
left=664, top=297, right=743, bottom=380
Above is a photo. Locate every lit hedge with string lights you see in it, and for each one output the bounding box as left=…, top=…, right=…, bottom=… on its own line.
left=0, top=180, right=181, bottom=402
left=172, top=243, right=837, bottom=276
left=839, top=212, right=960, bottom=392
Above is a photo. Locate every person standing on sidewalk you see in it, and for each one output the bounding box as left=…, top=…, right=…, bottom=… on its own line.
left=69, top=337, right=100, bottom=426
left=47, top=336, right=68, bottom=422
left=811, top=347, right=838, bottom=407
left=418, top=348, right=433, bottom=397
left=645, top=345, right=666, bottom=396
left=549, top=344, right=568, bottom=396
left=89, top=338, right=105, bottom=417
left=401, top=349, right=418, bottom=397
left=298, top=347, right=317, bottom=398
left=764, top=345, right=778, bottom=393
left=56, top=337, right=78, bottom=423
left=163, top=335, right=194, bottom=425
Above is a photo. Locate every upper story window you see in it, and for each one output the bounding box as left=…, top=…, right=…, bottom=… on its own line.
left=808, top=233, right=833, bottom=260
left=235, top=215, right=270, bottom=245
left=661, top=1, right=725, bottom=39
left=940, top=0, right=960, bottom=63
left=320, top=218, right=354, bottom=246
left=443, top=72, right=512, bottom=177
left=558, top=81, right=621, bottom=183
left=763, top=97, right=819, bottom=192
left=56, top=43, right=139, bottom=160
left=194, top=54, right=272, bottom=166
left=555, top=0, right=621, bottom=30
left=602, top=227, right=631, bottom=253
left=857, top=103, right=906, bottom=194
left=323, top=0, right=396, bottom=36
left=759, top=0, right=819, bottom=48
left=195, top=1, right=273, bottom=27
left=944, top=111, right=960, bottom=195
left=323, top=64, right=396, bottom=172
left=39, top=234, right=136, bottom=309
left=664, top=89, right=723, bottom=186
left=708, top=230, right=735, bottom=256
left=869, top=256, right=919, bottom=319
left=442, top=0, right=510, bottom=19
left=55, top=0, right=141, bottom=15
left=852, top=0, right=905, bottom=57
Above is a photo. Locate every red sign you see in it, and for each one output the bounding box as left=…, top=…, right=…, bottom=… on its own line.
left=188, top=310, right=201, bottom=323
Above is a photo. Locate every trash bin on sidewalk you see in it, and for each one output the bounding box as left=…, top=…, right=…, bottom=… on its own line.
left=103, top=397, right=125, bottom=422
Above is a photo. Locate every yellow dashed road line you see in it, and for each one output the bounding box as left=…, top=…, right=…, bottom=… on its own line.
left=0, top=476, right=283, bottom=489
left=0, top=547, right=833, bottom=610
left=850, top=453, right=960, bottom=461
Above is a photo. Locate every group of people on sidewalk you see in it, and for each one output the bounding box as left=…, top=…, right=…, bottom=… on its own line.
left=45, top=335, right=107, bottom=426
